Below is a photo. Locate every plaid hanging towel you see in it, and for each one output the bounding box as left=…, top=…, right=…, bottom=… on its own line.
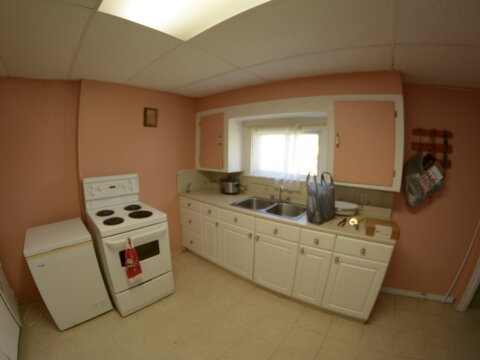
left=125, top=237, right=142, bottom=279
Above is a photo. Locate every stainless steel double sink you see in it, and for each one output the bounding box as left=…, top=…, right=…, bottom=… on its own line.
left=231, top=196, right=305, bottom=220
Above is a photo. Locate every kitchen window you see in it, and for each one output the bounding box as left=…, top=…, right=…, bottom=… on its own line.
left=249, top=125, right=325, bottom=182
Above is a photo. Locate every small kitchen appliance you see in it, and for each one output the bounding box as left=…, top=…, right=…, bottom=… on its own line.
left=219, top=177, right=242, bottom=194
left=83, top=174, right=174, bottom=317
left=24, top=218, right=112, bottom=330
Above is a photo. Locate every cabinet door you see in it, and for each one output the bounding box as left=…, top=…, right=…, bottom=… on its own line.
left=203, top=217, right=220, bottom=264
left=334, top=101, right=395, bottom=187
left=199, top=113, right=224, bottom=169
left=182, top=229, right=204, bottom=256
left=322, top=253, right=387, bottom=320
left=292, top=246, right=333, bottom=306
left=253, top=234, right=298, bottom=296
left=220, top=223, right=254, bottom=280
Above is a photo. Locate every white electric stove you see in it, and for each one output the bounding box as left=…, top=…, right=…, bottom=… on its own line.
left=83, top=174, right=174, bottom=316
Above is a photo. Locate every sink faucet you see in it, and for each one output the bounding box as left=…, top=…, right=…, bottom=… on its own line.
left=278, top=185, right=284, bottom=202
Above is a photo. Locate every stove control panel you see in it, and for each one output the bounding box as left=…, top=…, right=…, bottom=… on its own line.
left=83, top=174, right=139, bottom=201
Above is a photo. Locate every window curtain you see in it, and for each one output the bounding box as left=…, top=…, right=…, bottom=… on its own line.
left=250, top=126, right=318, bottom=191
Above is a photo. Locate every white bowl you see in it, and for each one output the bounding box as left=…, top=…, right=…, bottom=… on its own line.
left=335, top=201, right=359, bottom=216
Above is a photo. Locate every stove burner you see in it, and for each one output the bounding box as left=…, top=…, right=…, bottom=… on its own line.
left=103, top=217, right=124, bottom=226
left=124, top=204, right=142, bottom=211
left=129, top=210, right=153, bottom=219
left=96, top=210, right=114, bottom=217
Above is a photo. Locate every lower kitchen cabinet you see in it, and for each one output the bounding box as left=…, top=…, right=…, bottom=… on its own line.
left=179, top=196, right=396, bottom=321
left=253, top=234, right=299, bottom=296
left=203, top=217, right=221, bottom=264
left=292, top=246, right=333, bottom=306
left=321, top=253, right=387, bottom=320
left=181, top=228, right=204, bottom=256
left=219, top=223, right=254, bottom=280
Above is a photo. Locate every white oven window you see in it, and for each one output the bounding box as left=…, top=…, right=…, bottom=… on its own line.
left=119, top=240, right=160, bottom=267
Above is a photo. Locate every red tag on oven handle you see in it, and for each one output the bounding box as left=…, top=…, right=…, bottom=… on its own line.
left=125, top=238, right=142, bottom=279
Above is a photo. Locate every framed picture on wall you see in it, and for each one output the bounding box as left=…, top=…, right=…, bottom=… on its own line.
left=144, top=108, right=157, bottom=127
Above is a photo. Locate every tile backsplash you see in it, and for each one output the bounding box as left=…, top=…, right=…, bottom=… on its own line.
left=178, top=170, right=394, bottom=209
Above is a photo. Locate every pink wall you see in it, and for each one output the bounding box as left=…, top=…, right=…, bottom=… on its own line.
left=194, top=73, right=480, bottom=301
left=78, top=80, right=196, bottom=256
left=0, top=78, right=82, bottom=302
left=196, top=71, right=402, bottom=112
left=2, top=72, right=478, bottom=304
left=385, top=84, right=480, bottom=300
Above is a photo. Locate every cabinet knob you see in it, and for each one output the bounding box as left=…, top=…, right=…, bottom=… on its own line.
left=234, top=217, right=238, bottom=223
left=273, top=228, right=278, bottom=235
left=190, top=240, right=193, bottom=244
left=336, top=133, right=340, bottom=148
left=334, top=256, right=339, bottom=263
left=360, top=248, right=366, bottom=256
left=215, top=222, right=219, bottom=227
left=188, top=219, right=192, bottom=224
left=208, top=209, right=211, bottom=215
left=248, top=233, right=253, bottom=239
left=300, top=248, right=305, bottom=254
left=314, top=238, right=319, bottom=245
left=255, top=235, right=259, bottom=241
left=187, top=202, right=191, bottom=207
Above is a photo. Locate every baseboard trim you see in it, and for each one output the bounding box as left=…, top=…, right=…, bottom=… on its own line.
left=381, top=287, right=455, bottom=304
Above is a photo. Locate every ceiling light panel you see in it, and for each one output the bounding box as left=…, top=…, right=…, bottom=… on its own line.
left=98, top=0, right=270, bottom=41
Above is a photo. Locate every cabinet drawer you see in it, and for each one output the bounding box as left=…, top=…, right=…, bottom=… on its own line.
left=182, top=229, right=204, bottom=256
left=179, top=197, right=202, bottom=213
left=180, top=208, right=203, bottom=234
left=202, top=204, right=219, bottom=219
left=255, top=219, right=299, bottom=243
left=300, top=229, right=335, bottom=250
left=335, top=236, right=393, bottom=263
left=220, top=210, right=254, bottom=230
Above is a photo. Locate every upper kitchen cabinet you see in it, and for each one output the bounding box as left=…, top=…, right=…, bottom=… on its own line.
left=198, top=113, right=223, bottom=170
left=195, top=93, right=403, bottom=189
left=195, top=112, right=242, bottom=172
left=331, top=96, right=404, bottom=192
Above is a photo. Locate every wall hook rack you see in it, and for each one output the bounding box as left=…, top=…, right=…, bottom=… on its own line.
left=411, top=128, right=453, bottom=169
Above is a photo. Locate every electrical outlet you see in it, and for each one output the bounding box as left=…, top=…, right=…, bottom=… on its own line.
left=360, top=193, right=368, bottom=205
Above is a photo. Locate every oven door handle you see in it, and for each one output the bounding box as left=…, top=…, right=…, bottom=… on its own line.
left=104, top=224, right=167, bottom=249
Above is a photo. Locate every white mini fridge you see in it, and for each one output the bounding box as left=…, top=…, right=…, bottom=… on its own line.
left=24, top=218, right=112, bottom=331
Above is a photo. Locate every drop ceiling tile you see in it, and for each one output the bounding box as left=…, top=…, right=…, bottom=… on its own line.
left=397, top=0, right=480, bottom=46
left=126, top=43, right=237, bottom=91
left=71, top=14, right=181, bottom=83
left=191, top=0, right=394, bottom=67
left=248, top=46, right=393, bottom=81
left=0, top=0, right=91, bottom=79
left=393, top=45, right=480, bottom=88
left=56, top=0, right=99, bottom=9
left=173, top=70, right=266, bottom=98
left=0, top=59, right=7, bottom=76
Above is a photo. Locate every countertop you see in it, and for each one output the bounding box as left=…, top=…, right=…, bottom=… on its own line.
left=179, top=188, right=397, bottom=246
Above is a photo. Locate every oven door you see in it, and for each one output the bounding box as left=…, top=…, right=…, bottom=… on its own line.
left=101, top=222, right=172, bottom=293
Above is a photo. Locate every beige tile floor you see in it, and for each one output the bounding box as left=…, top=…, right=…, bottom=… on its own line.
left=19, top=251, right=480, bottom=360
